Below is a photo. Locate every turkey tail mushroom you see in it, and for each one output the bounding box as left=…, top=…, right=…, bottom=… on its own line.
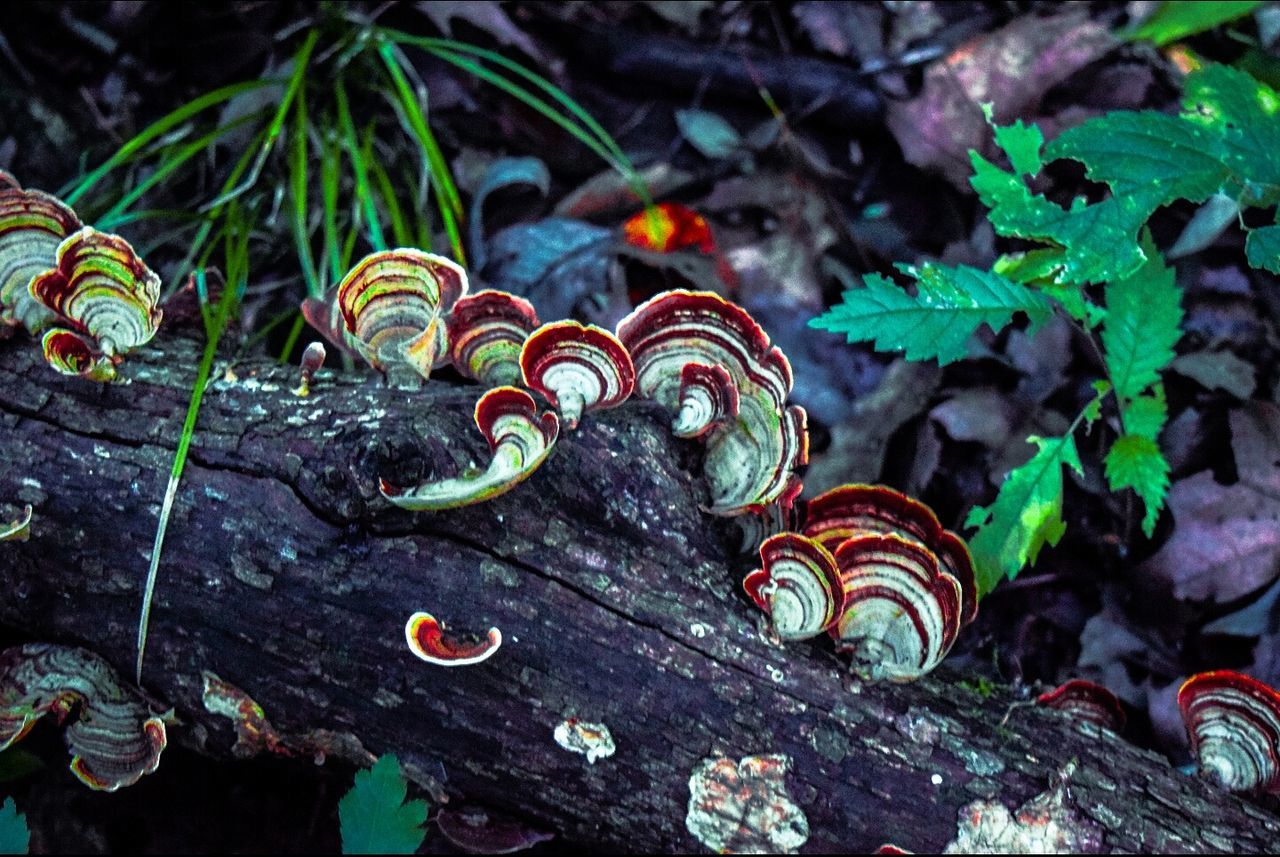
left=1178, top=670, right=1280, bottom=793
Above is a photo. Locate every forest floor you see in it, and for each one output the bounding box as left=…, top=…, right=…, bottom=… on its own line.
left=2, top=1, right=1280, bottom=852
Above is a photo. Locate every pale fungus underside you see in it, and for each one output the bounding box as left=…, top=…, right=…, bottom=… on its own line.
left=1179, top=670, right=1280, bottom=794
left=0, top=643, right=167, bottom=791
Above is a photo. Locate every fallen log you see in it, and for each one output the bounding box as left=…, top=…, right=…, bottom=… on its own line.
left=1, top=335, right=1277, bottom=853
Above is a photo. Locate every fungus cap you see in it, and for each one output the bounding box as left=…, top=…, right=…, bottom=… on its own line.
left=41, top=328, right=117, bottom=382
left=521, top=320, right=635, bottom=429
left=0, top=183, right=82, bottom=333
left=1178, top=670, right=1280, bottom=793
left=380, top=386, right=559, bottom=511
left=1036, top=679, right=1127, bottom=733
left=672, top=362, right=739, bottom=439
left=447, top=290, right=540, bottom=387
left=336, top=249, right=468, bottom=381
left=802, top=484, right=977, bottom=626
left=829, top=533, right=962, bottom=682
left=743, top=533, right=844, bottom=641
left=29, top=227, right=161, bottom=356
left=405, top=612, right=502, bottom=666
left=1, top=504, right=31, bottom=542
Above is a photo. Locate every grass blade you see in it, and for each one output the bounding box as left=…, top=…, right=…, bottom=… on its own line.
left=335, top=77, right=386, bottom=251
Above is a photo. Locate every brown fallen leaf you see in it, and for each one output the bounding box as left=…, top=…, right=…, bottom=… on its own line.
left=885, top=9, right=1115, bottom=187
left=1137, top=404, right=1280, bottom=603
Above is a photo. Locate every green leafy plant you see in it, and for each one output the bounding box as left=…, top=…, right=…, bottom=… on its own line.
left=813, top=63, right=1280, bottom=596
left=0, top=797, right=29, bottom=855
left=1126, top=1, right=1265, bottom=47
left=338, top=755, right=428, bottom=855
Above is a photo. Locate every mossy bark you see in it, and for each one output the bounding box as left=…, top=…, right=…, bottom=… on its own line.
left=1, top=336, right=1277, bottom=853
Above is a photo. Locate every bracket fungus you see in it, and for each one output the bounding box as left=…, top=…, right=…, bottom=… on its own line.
left=0, top=643, right=167, bottom=791
left=380, top=386, right=559, bottom=511
left=617, top=290, right=808, bottom=515
left=801, top=484, right=978, bottom=626
left=335, top=248, right=468, bottom=384
left=672, top=362, right=739, bottom=439
left=447, top=289, right=540, bottom=387
left=29, top=226, right=162, bottom=359
left=41, top=328, right=118, bottom=382
left=404, top=612, right=502, bottom=666
left=1178, top=670, right=1280, bottom=793
left=0, top=179, right=82, bottom=334
left=1036, top=679, right=1127, bottom=733
left=685, top=754, right=809, bottom=854
left=520, top=320, right=635, bottom=429
left=1, top=504, right=31, bottom=542
left=829, top=533, right=962, bottom=682
left=742, top=533, right=844, bottom=641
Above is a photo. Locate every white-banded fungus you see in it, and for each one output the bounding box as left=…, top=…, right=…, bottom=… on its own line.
left=521, top=320, right=635, bottom=429
left=29, top=227, right=161, bottom=358
left=202, top=671, right=291, bottom=758
left=404, top=612, right=502, bottom=666
left=802, top=484, right=978, bottom=626
left=742, top=533, right=844, bottom=641
left=336, top=249, right=468, bottom=384
left=617, top=290, right=808, bottom=515
left=685, top=754, right=809, bottom=854
left=41, top=328, right=117, bottom=383
left=293, top=342, right=326, bottom=397
left=0, top=643, right=167, bottom=791
left=447, top=290, right=540, bottom=387
left=1, top=504, right=31, bottom=542
left=1036, top=679, right=1126, bottom=733
left=1178, top=670, right=1280, bottom=793
left=672, top=362, right=739, bottom=439
left=380, top=386, right=559, bottom=511
left=0, top=180, right=82, bottom=334
left=828, top=533, right=962, bottom=682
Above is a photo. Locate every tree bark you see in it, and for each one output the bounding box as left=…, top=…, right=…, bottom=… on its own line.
left=0, top=336, right=1277, bottom=854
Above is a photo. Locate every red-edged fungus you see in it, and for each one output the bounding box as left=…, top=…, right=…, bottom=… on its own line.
left=685, top=754, right=809, bottom=854
left=1178, top=670, right=1280, bottom=793
left=380, top=386, right=560, bottom=511
left=404, top=612, right=502, bottom=667
left=1, top=504, right=31, bottom=542
left=617, top=290, right=808, bottom=515
left=742, top=533, right=844, bottom=641
left=336, top=249, right=468, bottom=384
left=828, top=533, right=962, bottom=682
left=622, top=202, right=716, bottom=255
left=293, top=341, right=327, bottom=397
left=447, top=289, right=540, bottom=387
left=0, top=181, right=82, bottom=333
left=436, top=806, right=555, bottom=854
left=29, top=227, right=162, bottom=358
left=672, top=362, right=739, bottom=439
left=300, top=286, right=358, bottom=358
left=553, top=718, right=616, bottom=764
left=1036, top=679, right=1127, bottom=733
left=521, top=320, right=635, bottom=429
left=41, top=328, right=117, bottom=383
left=802, top=484, right=978, bottom=626
left=202, top=671, right=292, bottom=759
left=0, top=643, right=167, bottom=791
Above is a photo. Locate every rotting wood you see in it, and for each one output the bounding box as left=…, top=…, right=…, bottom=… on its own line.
left=1, top=337, right=1278, bottom=853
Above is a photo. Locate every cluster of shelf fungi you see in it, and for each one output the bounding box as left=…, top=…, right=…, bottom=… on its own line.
left=1, top=172, right=1278, bottom=850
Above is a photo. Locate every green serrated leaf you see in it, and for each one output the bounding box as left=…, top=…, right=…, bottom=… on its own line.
left=969, top=151, right=1151, bottom=283
left=1246, top=223, right=1280, bottom=273
left=993, top=120, right=1044, bottom=177
left=809, top=263, right=1052, bottom=365
left=1128, top=1, right=1264, bottom=47
left=1047, top=111, right=1230, bottom=207
left=1124, top=386, right=1168, bottom=441
left=1181, top=64, right=1280, bottom=197
left=965, top=434, right=1083, bottom=595
left=1105, top=433, right=1170, bottom=537
left=339, top=755, right=428, bottom=855
left=0, top=797, right=29, bottom=855
left=1101, top=237, right=1183, bottom=403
